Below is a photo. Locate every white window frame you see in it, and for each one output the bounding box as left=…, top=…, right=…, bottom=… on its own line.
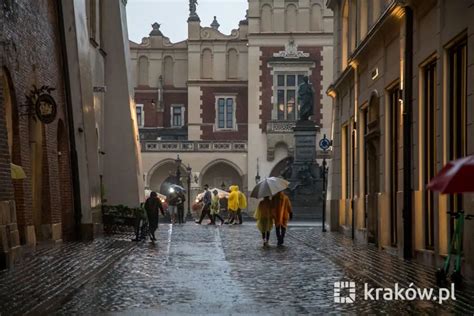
left=136, top=103, right=144, bottom=127
left=268, top=62, right=314, bottom=121
left=273, top=72, right=310, bottom=121
left=214, top=95, right=237, bottom=131
left=170, top=104, right=185, bottom=128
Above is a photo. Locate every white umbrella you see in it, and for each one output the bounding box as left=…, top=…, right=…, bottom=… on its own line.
left=250, top=177, right=289, bottom=199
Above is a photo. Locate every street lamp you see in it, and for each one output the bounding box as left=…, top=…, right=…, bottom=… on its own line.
left=175, top=154, right=182, bottom=185
left=255, top=158, right=261, bottom=184
left=319, top=134, right=332, bottom=233
left=186, top=164, right=192, bottom=220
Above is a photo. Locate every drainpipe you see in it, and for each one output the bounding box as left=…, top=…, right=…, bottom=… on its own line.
left=57, top=1, right=83, bottom=240
left=402, top=5, right=413, bottom=259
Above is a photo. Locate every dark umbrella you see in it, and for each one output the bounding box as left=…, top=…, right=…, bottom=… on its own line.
left=427, top=155, right=474, bottom=194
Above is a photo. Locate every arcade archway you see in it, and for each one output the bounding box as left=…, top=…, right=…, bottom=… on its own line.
left=200, top=160, right=243, bottom=191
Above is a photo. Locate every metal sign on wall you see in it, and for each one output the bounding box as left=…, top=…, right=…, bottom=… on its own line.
left=35, top=93, right=57, bottom=124
left=22, top=85, right=57, bottom=124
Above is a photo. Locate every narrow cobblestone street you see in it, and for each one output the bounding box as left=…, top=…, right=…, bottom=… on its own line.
left=1, top=222, right=473, bottom=315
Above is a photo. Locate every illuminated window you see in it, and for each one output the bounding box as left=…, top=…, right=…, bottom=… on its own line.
left=275, top=73, right=305, bottom=121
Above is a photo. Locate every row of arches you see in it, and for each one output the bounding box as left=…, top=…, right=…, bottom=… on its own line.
left=138, top=55, right=174, bottom=87
left=261, top=3, right=323, bottom=32
left=201, top=48, right=239, bottom=79
left=147, top=159, right=244, bottom=195
left=137, top=48, right=240, bottom=86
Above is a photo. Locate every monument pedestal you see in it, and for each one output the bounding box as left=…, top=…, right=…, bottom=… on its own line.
left=287, top=121, right=323, bottom=220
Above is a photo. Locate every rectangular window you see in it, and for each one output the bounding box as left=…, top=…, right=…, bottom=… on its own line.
left=136, top=104, right=144, bottom=127
left=448, top=39, right=467, bottom=240
left=423, top=61, right=437, bottom=250
left=216, top=97, right=236, bottom=130
left=389, top=86, right=401, bottom=247
left=171, top=106, right=184, bottom=127
left=274, top=73, right=305, bottom=120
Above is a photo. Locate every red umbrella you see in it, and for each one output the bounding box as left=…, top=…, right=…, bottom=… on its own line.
left=427, top=155, right=474, bottom=194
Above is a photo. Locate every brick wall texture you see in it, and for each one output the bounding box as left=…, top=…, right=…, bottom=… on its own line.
left=200, top=85, right=248, bottom=140
left=0, top=0, right=74, bottom=241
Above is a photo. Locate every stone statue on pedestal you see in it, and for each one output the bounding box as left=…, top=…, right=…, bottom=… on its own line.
left=189, top=0, right=198, bottom=16
left=298, top=76, right=314, bottom=121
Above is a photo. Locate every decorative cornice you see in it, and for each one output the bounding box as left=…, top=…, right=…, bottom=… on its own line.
left=273, top=40, right=309, bottom=59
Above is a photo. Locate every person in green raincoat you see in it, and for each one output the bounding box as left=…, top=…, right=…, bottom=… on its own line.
left=210, top=189, right=225, bottom=225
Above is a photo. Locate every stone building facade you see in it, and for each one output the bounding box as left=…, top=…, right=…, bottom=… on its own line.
left=326, top=0, right=474, bottom=280
left=131, top=0, right=334, bottom=210
left=0, top=0, right=143, bottom=268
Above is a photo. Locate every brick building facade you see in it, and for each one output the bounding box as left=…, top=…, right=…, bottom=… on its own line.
left=132, top=1, right=334, bottom=212
left=0, top=0, right=74, bottom=265
left=0, top=0, right=144, bottom=269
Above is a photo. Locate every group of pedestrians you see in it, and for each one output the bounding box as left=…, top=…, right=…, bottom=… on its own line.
left=254, top=191, right=293, bottom=246
left=195, top=184, right=247, bottom=225
left=134, top=185, right=292, bottom=247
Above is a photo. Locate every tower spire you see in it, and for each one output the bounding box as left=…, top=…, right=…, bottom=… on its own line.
left=211, top=16, right=220, bottom=30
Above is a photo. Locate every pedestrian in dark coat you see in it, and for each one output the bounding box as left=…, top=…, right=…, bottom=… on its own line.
left=145, top=191, right=165, bottom=242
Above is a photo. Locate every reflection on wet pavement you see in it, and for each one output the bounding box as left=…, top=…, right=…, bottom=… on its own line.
left=51, top=223, right=473, bottom=315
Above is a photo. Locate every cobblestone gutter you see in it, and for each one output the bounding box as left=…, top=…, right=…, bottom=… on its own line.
left=0, top=238, right=134, bottom=315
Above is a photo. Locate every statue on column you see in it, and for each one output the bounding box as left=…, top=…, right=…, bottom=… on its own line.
left=189, top=0, right=198, bottom=17
left=298, top=76, right=314, bottom=121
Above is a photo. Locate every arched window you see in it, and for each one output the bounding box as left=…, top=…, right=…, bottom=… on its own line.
left=311, top=4, right=322, bottom=31
left=261, top=4, right=273, bottom=32
left=201, top=49, right=213, bottom=79
left=285, top=4, right=297, bottom=32
left=138, top=56, right=149, bottom=86
left=227, top=49, right=238, bottom=79
left=163, top=56, right=174, bottom=86
left=341, top=0, right=349, bottom=70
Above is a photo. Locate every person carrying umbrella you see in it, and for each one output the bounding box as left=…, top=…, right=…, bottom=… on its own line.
left=145, top=191, right=165, bottom=243
left=195, top=184, right=215, bottom=225
left=210, top=189, right=225, bottom=225
left=251, top=177, right=292, bottom=246
left=254, top=196, right=273, bottom=246
left=272, top=191, right=292, bottom=246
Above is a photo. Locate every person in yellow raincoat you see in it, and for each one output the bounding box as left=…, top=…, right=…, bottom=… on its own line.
left=237, top=186, right=247, bottom=224
left=272, top=191, right=292, bottom=246
left=254, top=196, right=273, bottom=246
left=226, top=185, right=239, bottom=224
left=210, top=189, right=225, bottom=225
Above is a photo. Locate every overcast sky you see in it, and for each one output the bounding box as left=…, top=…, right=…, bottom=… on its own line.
left=126, top=0, right=248, bottom=43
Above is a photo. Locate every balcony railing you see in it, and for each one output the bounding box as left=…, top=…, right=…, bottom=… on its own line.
left=266, top=120, right=296, bottom=133
left=141, top=141, right=247, bottom=152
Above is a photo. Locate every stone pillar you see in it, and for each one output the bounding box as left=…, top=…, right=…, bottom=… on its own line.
left=288, top=121, right=323, bottom=220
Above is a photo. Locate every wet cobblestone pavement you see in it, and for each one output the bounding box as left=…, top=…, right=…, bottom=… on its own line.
left=1, top=223, right=474, bottom=315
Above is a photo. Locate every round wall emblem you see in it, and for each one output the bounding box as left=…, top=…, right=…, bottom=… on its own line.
left=35, top=94, right=57, bottom=124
